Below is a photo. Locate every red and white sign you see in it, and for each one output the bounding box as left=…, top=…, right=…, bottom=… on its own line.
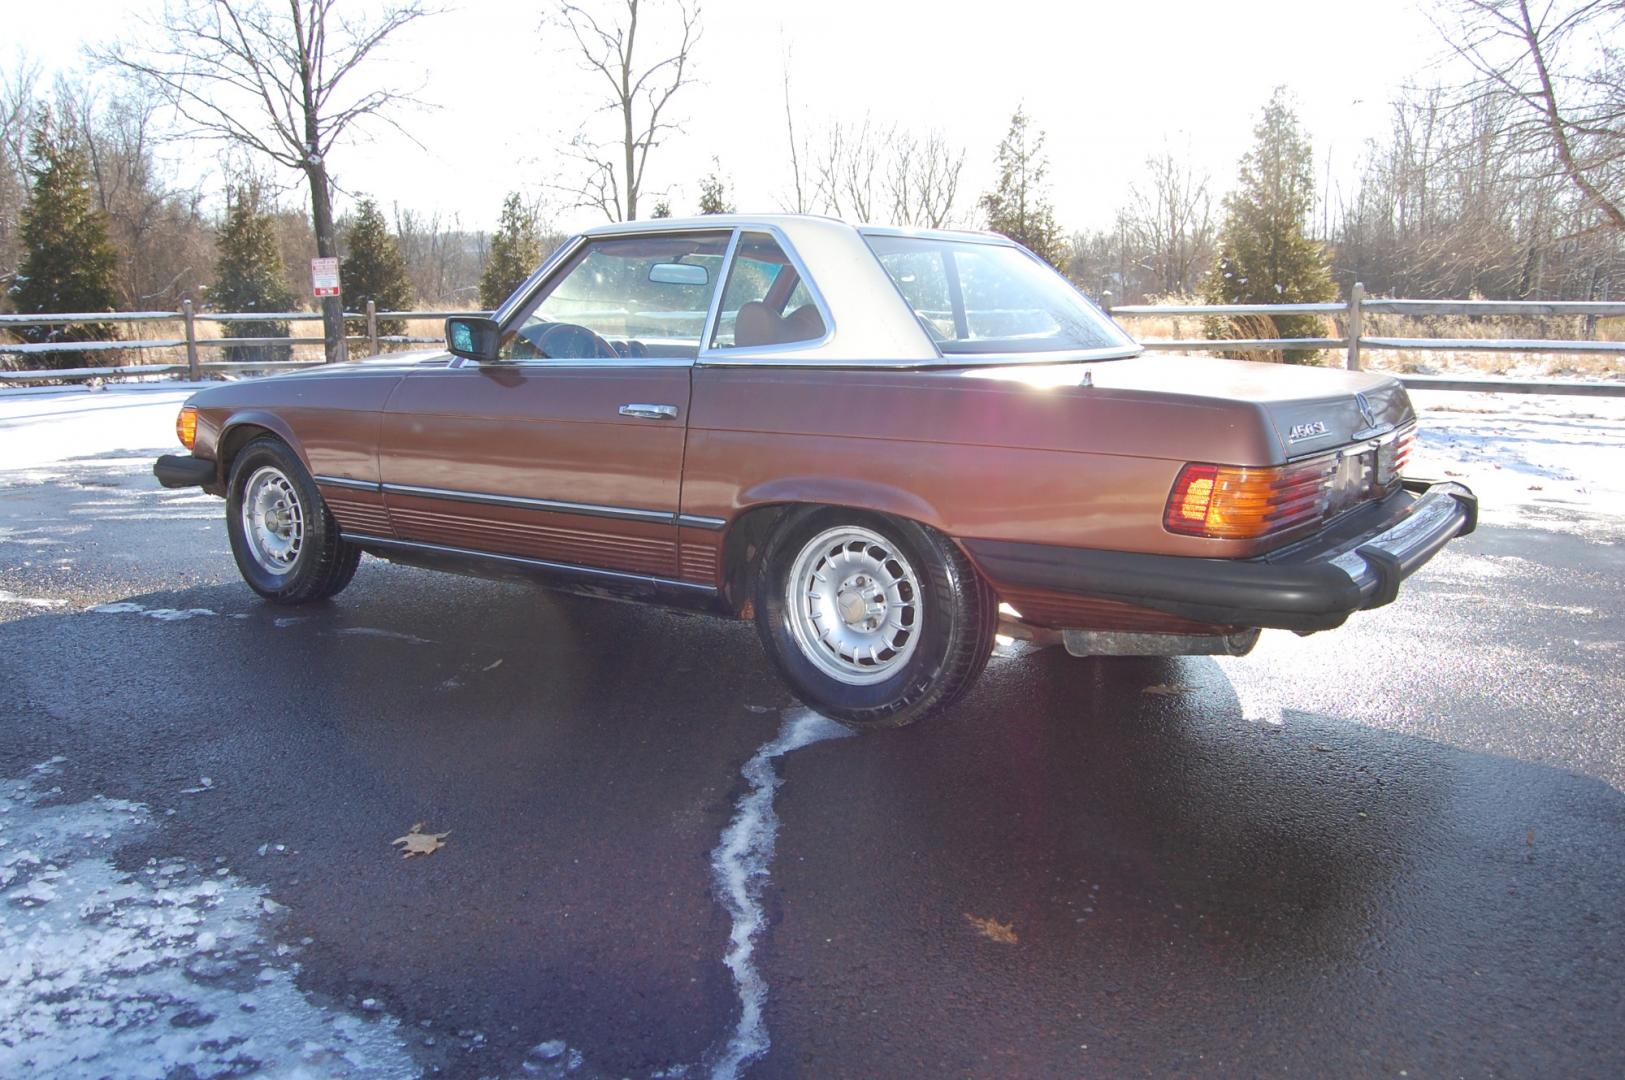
left=310, top=257, right=341, bottom=298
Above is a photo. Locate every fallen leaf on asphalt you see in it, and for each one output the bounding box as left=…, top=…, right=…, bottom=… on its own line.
left=965, top=914, right=1018, bottom=945
left=392, top=823, right=450, bottom=859
left=1141, top=684, right=1189, bottom=697
left=1312, top=745, right=1333, bottom=753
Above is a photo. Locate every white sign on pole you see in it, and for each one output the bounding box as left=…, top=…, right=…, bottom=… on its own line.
left=311, top=257, right=341, bottom=298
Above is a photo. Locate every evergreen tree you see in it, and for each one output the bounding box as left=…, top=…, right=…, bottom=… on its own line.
left=9, top=111, right=120, bottom=370
left=212, top=180, right=296, bottom=364
left=650, top=199, right=673, bottom=219
left=478, top=192, right=542, bottom=310
left=1202, top=87, right=1336, bottom=364
left=979, top=108, right=1065, bottom=268
left=341, top=196, right=412, bottom=339
left=698, top=160, right=733, bottom=215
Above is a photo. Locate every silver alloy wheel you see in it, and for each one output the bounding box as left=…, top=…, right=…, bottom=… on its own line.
left=240, top=465, right=305, bottom=577
left=785, top=526, right=923, bottom=686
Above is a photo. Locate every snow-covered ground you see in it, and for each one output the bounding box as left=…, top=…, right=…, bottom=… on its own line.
left=1407, top=390, right=1625, bottom=534
left=0, top=760, right=418, bottom=1078
left=0, top=384, right=203, bottom=483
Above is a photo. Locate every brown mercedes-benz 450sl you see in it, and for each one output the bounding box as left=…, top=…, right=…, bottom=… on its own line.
left=154, top=215, right=1476, bottom=729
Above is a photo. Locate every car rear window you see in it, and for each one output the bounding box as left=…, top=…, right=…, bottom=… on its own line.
left=864, top=235, right=1135, bottom=356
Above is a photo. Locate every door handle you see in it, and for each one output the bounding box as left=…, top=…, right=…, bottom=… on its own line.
left=619, top=403, right=679, bottom=420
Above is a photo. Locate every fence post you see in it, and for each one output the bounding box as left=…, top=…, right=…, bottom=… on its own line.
left=366, top=300, right=378, bottom=357
left=182, top=299, right=200, bottom=381
left=1346, top=282, right=1365, bottom=370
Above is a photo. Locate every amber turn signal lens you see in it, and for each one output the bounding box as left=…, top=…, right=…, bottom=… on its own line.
left=1164, top=460, right=1333, bottom=540
left=176, top=406, right=198, bottom=450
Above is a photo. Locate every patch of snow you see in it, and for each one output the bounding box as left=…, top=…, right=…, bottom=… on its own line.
left=89, top=601, right=146, bottom=614
left=1408, top=390, right=1625, bottom=534
left=0, top=590, right=65, bottom=608
left=0, top=385, right=207, bottom=479
left=705, top=709, right=851, bottom=1079
left=0, top=759, right=417, bottom=1078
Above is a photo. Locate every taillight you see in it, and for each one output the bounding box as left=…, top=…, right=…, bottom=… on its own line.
left=176, top=406, right=198, bottom=450
left=1378, top=427, right=1414, bottom=485
left=1164, top=459, right=1334, bottom=540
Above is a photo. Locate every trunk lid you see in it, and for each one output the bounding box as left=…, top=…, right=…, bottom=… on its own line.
left=1083, top=354, right=1413, bottom=459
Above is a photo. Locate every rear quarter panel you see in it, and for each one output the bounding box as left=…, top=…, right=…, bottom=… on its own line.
left=682, top=365, right=1282, bottom=560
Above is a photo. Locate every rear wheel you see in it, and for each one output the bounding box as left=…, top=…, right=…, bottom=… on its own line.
left=753, top=509, right=997, bottom=730
left=226, top=436, right=360, bottom=604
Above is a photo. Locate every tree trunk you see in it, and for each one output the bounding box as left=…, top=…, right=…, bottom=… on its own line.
left=307, top=164, right=348, bottom=362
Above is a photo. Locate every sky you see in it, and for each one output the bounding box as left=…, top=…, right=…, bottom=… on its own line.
left=10, top=0, right=1459, bottom=234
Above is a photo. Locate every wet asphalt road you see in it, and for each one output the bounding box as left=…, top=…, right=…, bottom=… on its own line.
left=2, top=452, right=1623, bottom=1079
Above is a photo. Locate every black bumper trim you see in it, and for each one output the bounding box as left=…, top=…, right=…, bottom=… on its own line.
left=153, top=454, right=217, bottom=489
left=964, top=480, right=1476, bottom=633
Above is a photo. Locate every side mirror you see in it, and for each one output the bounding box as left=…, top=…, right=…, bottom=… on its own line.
left=445, top=316, right=502, bottom=363
left=649, top=262, right=709, bottom=286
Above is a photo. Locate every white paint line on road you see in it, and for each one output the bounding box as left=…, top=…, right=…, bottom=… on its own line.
left=0, top=758, right=417, bottom=1079
left=705, top=709, right=852, bottom=1080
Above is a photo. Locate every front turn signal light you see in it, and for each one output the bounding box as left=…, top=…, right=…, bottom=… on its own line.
left=176, top=406, right=198, bottom=450
left=1164, top=459, right=1333, bottom=540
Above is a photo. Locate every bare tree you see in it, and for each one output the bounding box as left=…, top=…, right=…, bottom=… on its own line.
left=1432, top=0, right=1624, bottom=231
left=52, top=80, right=214, bottom=309
left=559, top=0, right=700, bottom=222
left=814, top=116, right=888, bottom=222
left=99, top=0, right=431, bottom=360
left=779, top=49, right=812, bottom=213
left=0, top=58, right=41, bottom=297
left=1121, top=147, right=1214, bottom=295
left=885, top=130, right=965, bottom=229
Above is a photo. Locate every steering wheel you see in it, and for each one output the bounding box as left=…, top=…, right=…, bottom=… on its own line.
left=531, top=322, right=619, bottom=361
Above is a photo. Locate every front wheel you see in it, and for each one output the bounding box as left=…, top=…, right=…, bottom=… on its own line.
left=753, top=510, right=997, bottom=730
left=226, top=436, right=361, bottom=604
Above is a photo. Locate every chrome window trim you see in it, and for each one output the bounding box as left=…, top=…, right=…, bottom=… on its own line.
left=452, top=357, right=696, bottom=371
left=697, top=224, right=837, bottom=361
left=698, top=228, right=742, bottom=354
left=857, top=224, right=1015, bottom=247
left=382, top=482, right=675, bottom=525
left=313, top=474, right=383, bottom=493
left=693, top=347, right=1144, bottom=370
left=343, top=533, right=716, bottom=594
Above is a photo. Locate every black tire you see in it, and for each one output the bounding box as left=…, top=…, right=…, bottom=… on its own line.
left=753, top=508, right=997, bottom=730
left=225, top=436, right=361, bottom=604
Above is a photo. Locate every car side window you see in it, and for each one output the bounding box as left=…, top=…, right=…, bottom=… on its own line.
left=501, top=232, right=729, bottom=361
left=710, top=232, right=827, bottom=350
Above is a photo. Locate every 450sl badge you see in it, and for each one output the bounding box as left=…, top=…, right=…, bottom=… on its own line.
left=1288, top=420, right=1329, bottom=442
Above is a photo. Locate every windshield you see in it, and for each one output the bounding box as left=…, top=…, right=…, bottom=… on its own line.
left=864, top=234, right=1137, bottom=356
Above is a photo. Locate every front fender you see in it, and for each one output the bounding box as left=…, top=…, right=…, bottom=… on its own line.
left=209, top=410, right=310, bottom=484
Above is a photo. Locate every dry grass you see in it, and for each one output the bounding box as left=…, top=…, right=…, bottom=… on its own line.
left=1116, top=309, right=1625, bottom=380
